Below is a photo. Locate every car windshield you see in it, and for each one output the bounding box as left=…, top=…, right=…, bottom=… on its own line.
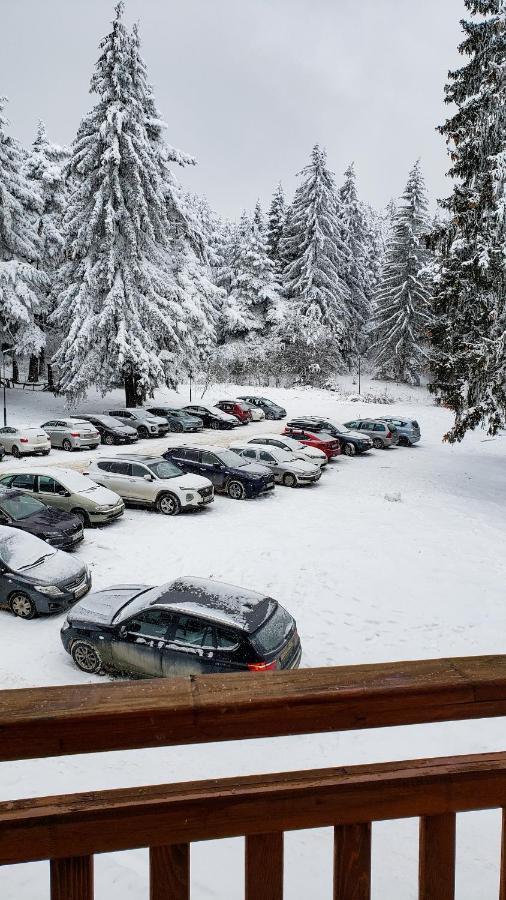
left=91, top=415, right=126, bottom=427
left=210, top=406, right=227, bottom=415
left=333, top=422, right=350, bottom=433
left=0, top=530, right=56, bottom=570
left=147, top=460, right=183, bottom=479
left=251, top=604, right=293, bottom=654
left=0, top=494, right=45, bottom=521
left=215, top=449, right=247, bottom=467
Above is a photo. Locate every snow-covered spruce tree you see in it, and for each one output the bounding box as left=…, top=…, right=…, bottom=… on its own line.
left=339, top=163, right=372, bottom=349
left=24, top=121, right=69, bottom=380
left=369, top=161, right=432, bottom=384
left=129, top=21, right=221, bottom=376
left=223, top=211, right=280, bottom=341
left=267, top=183, right=286, bottom=269
left=0, top=98, right=47, bottom=376
left=281, top=144, right=352, bottom=370
left=429, top=0, right=506, bottom=441
left=52, top=4, right=213, bottom=404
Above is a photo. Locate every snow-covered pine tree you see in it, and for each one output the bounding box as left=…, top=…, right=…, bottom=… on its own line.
left=281, top=144, right=352, bottom=365
left=0, top=98, right=47, bottom=376
left=52, top=4, right=210, bottom=404
left=339, top=163, right=371, bottom=350
left=429, top=0, right=506, bottom=441
left=129, top=21, right=221, bottom=376
left=267, top=183, right=286, bottom=268
left=369, top=160, right=432, bottom=384
left=223, top=210, right=280, bottom=340
left=24, top=121, right=69, bottom=380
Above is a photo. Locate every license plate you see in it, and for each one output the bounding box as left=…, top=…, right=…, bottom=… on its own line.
left=71, top=532, right=82, bottom=542
left=74, top=583, right=88, bottom=599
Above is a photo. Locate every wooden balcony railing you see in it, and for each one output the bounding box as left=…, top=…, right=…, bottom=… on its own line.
left=2, top=654, right=506, bottom=899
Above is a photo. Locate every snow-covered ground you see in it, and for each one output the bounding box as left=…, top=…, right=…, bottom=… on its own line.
left=1, top=377, right=505, bottom=899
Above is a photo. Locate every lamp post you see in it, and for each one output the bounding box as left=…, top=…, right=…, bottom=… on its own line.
left=1, top=347, right=14, bottom=427
left=188, top=370, right=193, bottom=403
left=358, top=352, right=361, bottom=396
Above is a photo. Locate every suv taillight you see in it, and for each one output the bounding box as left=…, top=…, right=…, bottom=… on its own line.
left=20, top=437, right=28, bottom=443
left=386, top=431, right=392, bottom=438
left=70, top=432, right=80, bottom=437
left=248, top=661, right=277, bottom=672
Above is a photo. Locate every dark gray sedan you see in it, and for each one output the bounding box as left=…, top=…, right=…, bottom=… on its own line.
left=0, top=525, right=91, bottom=618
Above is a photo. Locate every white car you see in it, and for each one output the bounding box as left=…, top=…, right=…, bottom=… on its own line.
left=242, top=433, right=328, bottom=467
left=229, top=442, right=321, bottom=487
left=88, top=455, right=214, bottom=515
left=0, top=425, right=51, bottom=458
left=235, top=400, right=265, bottom=422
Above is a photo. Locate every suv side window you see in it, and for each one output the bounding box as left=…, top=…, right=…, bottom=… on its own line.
left=0, top=475, right=14, bottom=487
left=215, top=629, right=240, bottom=650
left=11, top=474, right=36, bottom=491
left=259, top=451, right=275, bottom=462
left=131, top=463, right=148, bottom=477
left=111, top=411, right=125, bottom=418
left=97, top=461, right=112, bottom=472
left=185, top=449, right=200, bottom=462
left=241, top=449, right=256, bottom=459
left=171, top=616, right=215, bottom=649
left=110, top=461, right=130, bottom=475
left=125, top=610, right=172, bottom=640
left=373, top=423, right=386, bottom=432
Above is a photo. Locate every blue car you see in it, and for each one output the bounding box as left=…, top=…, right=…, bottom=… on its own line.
left=163, top=445, right=275, bottom=500
left=382, top=417, right=421, bottom=446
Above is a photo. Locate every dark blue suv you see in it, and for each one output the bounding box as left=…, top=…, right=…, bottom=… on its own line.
left=163, top=445, right=275, bottom=500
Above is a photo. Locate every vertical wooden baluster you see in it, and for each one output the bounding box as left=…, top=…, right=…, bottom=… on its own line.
left=50, top=855, right=93, bottom=900
left=500, top=809, right=506, bottom=900
left=419, top=813, right=456, bottom=900
left=150, top=844, right=190, bottom=900
left=333, top=823, right=371, bottom=900
left=246, top=832, right=283, bottom=900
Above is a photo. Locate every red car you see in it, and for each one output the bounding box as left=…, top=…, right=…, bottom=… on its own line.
left=215, top=400, right=253, bottom=425
left=283, top=426, right=341, bottom=459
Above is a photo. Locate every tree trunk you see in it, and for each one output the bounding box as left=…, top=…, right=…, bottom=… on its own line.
left=124, top=370, right=138, bottom=407
left=47, top=364, right=54, bottom=389
left=38, top=348, right=46, bottom=380
left=28, top=355, right=39, bottom=382
left=11, top=355, right=19, bottom=384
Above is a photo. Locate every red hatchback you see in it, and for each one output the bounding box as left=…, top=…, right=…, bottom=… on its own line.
left=216, top=400, right=253, bottom=425
left=283, top=426, right=341, bottom=459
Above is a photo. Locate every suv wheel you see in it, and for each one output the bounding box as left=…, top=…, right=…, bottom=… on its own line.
left=171, top=421, right=184, bottom=433
left=10, top=593, right=36, bottom=619
left=283, top=473, right=297, bottom=488
left=210, top=420, right=220, bottom=430
left=62, top=438, right=73, bottom=452
left=104, top=433, right=115, bottom=445
left=227, top=479, right=246, bottom=500
left=344, top=442, right=356, bottom=457
left=138, top=425, right=149, bottom=439
left=157, top=493, right=181, bottom=515
left=372, top=438, right=384, bottom=450
left=11, top=445, right=21, bottom=458
left=398, top=436, right=410, bottom=447
left=71, top=641, right=102, bottom=674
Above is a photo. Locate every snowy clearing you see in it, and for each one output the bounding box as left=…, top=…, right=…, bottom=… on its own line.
left=0, top=378, right=505, bottom=900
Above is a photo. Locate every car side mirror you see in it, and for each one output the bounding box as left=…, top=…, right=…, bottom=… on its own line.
left=119, top=625, right=127, bottom=638
left=143, top=474, right=153, bottom=482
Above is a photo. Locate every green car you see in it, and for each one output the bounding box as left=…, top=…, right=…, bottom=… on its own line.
left=0, top=468, right=124, bottom=527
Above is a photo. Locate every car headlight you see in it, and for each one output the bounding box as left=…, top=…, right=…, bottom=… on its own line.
left=95, top=504, right=113, bottom=512
left=43, top=531, right=61, bottom=538
left=61, top=619, right=71, bottom=632
left=35, top=584, right=65, bottom=597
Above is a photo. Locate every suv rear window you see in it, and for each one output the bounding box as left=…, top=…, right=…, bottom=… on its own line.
left=251, top=605, right=293, bottom=654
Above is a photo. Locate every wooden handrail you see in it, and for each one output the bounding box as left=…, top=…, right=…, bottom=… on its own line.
left=2, top=654, right=506, bottom=761
left=1, top=751, right=506, bottom=865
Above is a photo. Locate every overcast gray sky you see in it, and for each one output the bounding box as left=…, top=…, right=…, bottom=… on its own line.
left=1, top=0, right=465, bottom=218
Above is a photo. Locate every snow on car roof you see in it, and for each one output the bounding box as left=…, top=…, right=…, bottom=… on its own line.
left=145, top=576, right=276, bottom=632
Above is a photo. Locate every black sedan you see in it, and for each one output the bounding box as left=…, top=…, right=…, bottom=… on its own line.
left=287, top=417, right=373, bottom=456
left=182, top=404, right=238, bottom=430
left=163, top=445, right=275, bottom=499
left=76, top=413, right=138, bottom=446
left=0, top=488, right=84, bottom=549
left=237, top=395, right=286, bottom=420
left=145, top=406, right=203, bottom=433
left=61, top=576, right=301, bottom=677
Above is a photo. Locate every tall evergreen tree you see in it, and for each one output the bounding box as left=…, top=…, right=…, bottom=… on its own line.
left=0, top=98, right=47, bottom=372
left=24, top=121, right=69, bottom=380
left=370, top=161, right=432, bottom=384
left=223, top=211, right=280, bottom=340
left=429, top=0, right=506, bottom=440
left=281, top=144, right=351, bottom=361
left=267, top=182, right=286, bottom=267
left=339, top=163, right=371, bottom=348
left=52, top=4, right=216, bottom=404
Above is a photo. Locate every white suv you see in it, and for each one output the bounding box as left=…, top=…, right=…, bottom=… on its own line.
left=88, top=455, right=214, bottom=515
